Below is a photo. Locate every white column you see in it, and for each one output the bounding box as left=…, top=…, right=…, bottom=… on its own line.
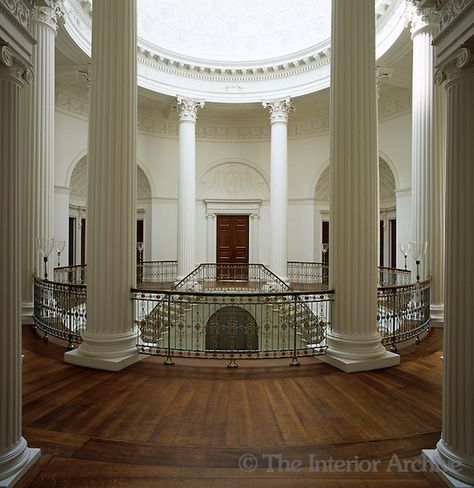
left=263, top=98, right=293, bottom=281
left=174, top=97, right=204, bottom=280
left=323, top=0, right=399, bottom=373
left=0, top=46, right=40, bottom=487
left=21, top=3, right=60, bottom=323
left=408, top=5, right=445, bottom=323
left=65, top=0, right=139, bottom=371
left=424, top=48, right=474, bottom=487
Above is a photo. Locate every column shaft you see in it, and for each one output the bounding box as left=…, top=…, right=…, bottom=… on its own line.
left=21, top=6, right=58, bottom=322
left=174, top=97, right=203, bottom=280
left=324, top=0, right=398, bottom=372
left=434, top=61, right=474, bottom=484
left=178, top=120, right=196, bottom=279
left=65, top=0, right=139, bottom=371
left=270, top=121, right=288, bottom=280
left=263, top=98, right=292, bottom=281
left=0, top=50, right=40, bottom=485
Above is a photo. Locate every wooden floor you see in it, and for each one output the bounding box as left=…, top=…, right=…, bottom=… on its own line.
left=18, top=326, right=446, bottom=487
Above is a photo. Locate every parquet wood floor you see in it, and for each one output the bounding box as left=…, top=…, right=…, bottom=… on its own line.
left=18, top=326, right=447, bottom=487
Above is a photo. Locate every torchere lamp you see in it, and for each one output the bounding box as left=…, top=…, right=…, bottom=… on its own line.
left=35, top=238, right=54, bottom=279
left=408, top=241, right=428, bottom=282
left=55, top=240, right=66, bottom=267
left=399, top=242, right=409, bottom=270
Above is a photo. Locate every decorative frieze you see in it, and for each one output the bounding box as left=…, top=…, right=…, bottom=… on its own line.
left=0, top=0, right=30, bottom=31
left=438, top=0, right=473, bottom=34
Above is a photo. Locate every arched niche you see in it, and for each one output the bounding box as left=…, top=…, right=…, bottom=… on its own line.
left=314, top=157, right=396, bottom=208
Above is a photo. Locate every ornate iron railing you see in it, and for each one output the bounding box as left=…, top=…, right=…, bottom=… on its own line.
left=378, top=266, right=412, bottom=286
left=137, top=260, right=177, bottom=286
left=377, top=278, right=431, bottom=351
left=54, top=264, right=87, bottom=285
left=287, top=261, right=329, bottom=288
left=175, top=263, right=289, bottom=293
left=132, top=289, right=332, bottom=366
left=33, top=277, right=86, bottom=348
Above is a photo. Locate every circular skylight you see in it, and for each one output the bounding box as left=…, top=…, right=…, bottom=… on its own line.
left=137, top=0, right=331, bottom=65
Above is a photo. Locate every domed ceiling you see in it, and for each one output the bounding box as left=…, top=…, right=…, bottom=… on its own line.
left=137, top=0, right=331, bottom=64
left=61, top=0, right=409, bottom=102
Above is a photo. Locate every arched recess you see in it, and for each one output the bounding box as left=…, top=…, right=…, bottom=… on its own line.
left=197, top=159, right=270, bottom=264
left=66, top=155, right=154, bottom=265
left=205, top=306, right=258, bottom=351
left=313, top=157, right=398, bottom=266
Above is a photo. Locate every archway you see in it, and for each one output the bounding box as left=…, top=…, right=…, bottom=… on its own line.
left=205, top=306, right=258, bottom=351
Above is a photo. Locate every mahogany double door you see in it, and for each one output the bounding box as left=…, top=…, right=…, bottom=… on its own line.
left=216, top=215, right=249, bottom=280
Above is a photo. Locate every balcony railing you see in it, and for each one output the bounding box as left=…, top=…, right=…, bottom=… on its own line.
left=34, top=262, right=431, bottom=362
left=287, top=261, right=329, bottom=288
left=377, top=278, right=431, bottom=351
left=132, top=289, right=332, bottom=365
left=378, top=266, right=412, bottom=286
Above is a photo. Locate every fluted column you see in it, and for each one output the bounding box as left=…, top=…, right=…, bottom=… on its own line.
left=408, top=5, right=445, bottom=323
left=65, top=0, right=139, bottom=371
left=263, top=98, right=293, bottom=281
left=323, top=0, right=399, bottom=373
left=426, top=48, right=474, bottom=486
left=21, top=3, right=61, bottom=323
left=0, top=47, right=40, bottom=486
left=174, top=97, right=204, bottom=281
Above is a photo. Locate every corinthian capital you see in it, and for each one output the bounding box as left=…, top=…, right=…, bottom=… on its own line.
left=262, top=97, right=294, bottom=124
left=32, top=0, right=64, bottom=32
left=405, top=1, right=439, bottom=38
left=173, top=96, right=205, bottom=123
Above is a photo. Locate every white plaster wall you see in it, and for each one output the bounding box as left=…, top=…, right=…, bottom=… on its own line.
left=54, top=108, right=413, bottom=266
left=53, top=190, right=70, bottom=266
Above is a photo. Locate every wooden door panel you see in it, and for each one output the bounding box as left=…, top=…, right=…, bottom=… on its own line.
left=216, top=215, right=249, bottom=279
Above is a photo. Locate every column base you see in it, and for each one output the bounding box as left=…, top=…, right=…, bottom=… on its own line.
left=320, top=350, right=400, bottom=373
left=64, top=330, right=143, bottom=372
left=430, top=303, right=445, bottom=327
left=0, top=438, right=40, bottom=488
left=322, top=331, right=400, bottom=372
left=21, top=302, right=34, bottom=325
left=423, top=449, right=474, bottom=487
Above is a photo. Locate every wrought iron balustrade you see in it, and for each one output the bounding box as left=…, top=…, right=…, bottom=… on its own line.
left=33, top=277, right=86, bottom=348
left=175, top=263, right=289, bottom=293
left=54, top=264, right=87, bottom=285
left=378, top=266, right=412, bottom=286
left=287, top=261, right=329, bottom=288
left=377, top=278, right=431, bottom=351
left=137, top=260, right=177, bottom=285
left=132, top=289, right=332, bottom=365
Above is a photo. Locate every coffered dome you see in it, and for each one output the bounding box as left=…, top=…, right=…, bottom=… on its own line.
left=60, top=0, right=409, bottom=102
